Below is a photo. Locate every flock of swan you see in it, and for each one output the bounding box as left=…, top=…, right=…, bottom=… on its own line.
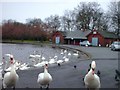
left=0, top=49, right=101, bottom=89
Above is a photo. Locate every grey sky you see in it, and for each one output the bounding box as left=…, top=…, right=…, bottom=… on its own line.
left=0, top=0, right=115, bottom=23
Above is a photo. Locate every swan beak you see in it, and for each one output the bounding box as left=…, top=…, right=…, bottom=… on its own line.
left=45, top=64, right=48, bottom=69
left=10, top=57, right=14, bottom=64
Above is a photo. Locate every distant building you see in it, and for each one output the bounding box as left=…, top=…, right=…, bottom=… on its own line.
left=87, top=30, right=119, bottom=46
left=52, top=30, right=91, bottom=45
left=52, top=31, right=65, bottom=44
left=52, top=30, right=119, bottom=46
left=64, top=30, right=91, bottom=45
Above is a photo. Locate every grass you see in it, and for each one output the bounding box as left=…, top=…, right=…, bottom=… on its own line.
left=2, top=39, right=51, bottom=45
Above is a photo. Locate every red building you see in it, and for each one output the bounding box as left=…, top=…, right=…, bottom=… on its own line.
left=52, top=30, right=90, bottom=45
left=87, top=30, right=119, bottom=46
left=52, top=31, right=65, bottom=44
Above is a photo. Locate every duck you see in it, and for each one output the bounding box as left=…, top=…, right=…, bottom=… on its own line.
left=37, top=64, right=52, bottom=88
left=84, top=61, right=100, bottom=90
left=3, top=55, right=19, bottom=89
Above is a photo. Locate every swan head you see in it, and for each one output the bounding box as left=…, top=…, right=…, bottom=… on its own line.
left=44, top=64, right=48, bottom=69
left=91, top=61, right=96, bottom=70
left=10, top=55, right=14, bottom=64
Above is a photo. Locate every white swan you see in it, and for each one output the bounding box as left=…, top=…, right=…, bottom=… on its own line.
left=37, top=64, right=52, bottom=88
left=19, top=63, right=30, bottom=70
left=3, top=56, right=19, bottom=88
left=73, top=51, right=79, bottom=56
left=4, top=54, right=20, bottom=71
left=57, top=59, right=64, bottom=64
left=49, top=57, right=56, bottom=64
left=68, top=52, right=71, bottom=56
left=60, top=49, right=64, bottom=55
left=64, top=57, right=69, bottom=62
left=84, top=61, right=100, bottom=89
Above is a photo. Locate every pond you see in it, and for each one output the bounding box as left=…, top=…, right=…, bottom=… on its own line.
left=1, top=43, right=79, bottom=70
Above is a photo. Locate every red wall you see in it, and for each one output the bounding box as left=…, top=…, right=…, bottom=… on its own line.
left=52, top=32, right=64, bottom=44
left=87, top=31, right=105, bottom=46
left=87, top=30, right=118, bottom=46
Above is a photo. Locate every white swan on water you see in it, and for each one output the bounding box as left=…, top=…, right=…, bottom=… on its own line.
left=49, top=57, right=56, bottom=64
left=37, top=64, right=52, bottom=88
left=3, top=55, right=19, bottom=89
left=73, top=51, right=79, bottom=56
left=84, top=61, right=100, bottom=90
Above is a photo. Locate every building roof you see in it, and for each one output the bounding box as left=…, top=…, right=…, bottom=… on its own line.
left=97, top=30, right=118, bottom=39
left=65, top=30, right=91, bottom=39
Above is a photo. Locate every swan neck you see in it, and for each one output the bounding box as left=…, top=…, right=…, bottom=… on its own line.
left=44, top=67, right=48, bottom=73
left=10, top=64, right=16, bottom=73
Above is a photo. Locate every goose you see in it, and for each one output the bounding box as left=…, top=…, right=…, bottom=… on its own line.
left=3, top=56, right=19, bottom=89
left=84, top=61, right=100, bottom=90
left=37, top=64, right=52, bottom=88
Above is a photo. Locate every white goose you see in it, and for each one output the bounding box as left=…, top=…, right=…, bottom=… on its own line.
left=84, top=61, right=100, bottom=90
left=37, top=64, right=52, bottom=88
left=3, top=56, right=19, bottom=89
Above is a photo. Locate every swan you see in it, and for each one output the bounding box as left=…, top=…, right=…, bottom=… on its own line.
left=68, top=52, right=71, bottom=56
left=64, top=49, right=67, bottom=53
left=49, top=57, right=56, bottom=64
left=3, top=56, right=19, bottom=89
left=19, top=63, right=30, bottom=70
left=60, top=49, right=64, bottom=55
left=84, top=61, right=100, bottom=90
left=57, top=59, right=64, bottom=64
left=73, top=51, right=79, bottom=56
left=4, top=59, right=20, bottom=72
left=37, top=64, right=52, bottom=88
left=63, top=55, right=69, bottom=62
left=64, top=57, right=69, bottom=62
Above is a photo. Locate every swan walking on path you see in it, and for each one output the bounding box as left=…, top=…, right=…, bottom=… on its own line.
left=84, top=61, right=100, bottom=90
left=2, top=55, right=19, bottom=89
left=37, top=64, right=52, bottom=89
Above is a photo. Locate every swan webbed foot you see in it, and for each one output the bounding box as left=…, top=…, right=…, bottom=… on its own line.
left=46, top=84, right=49, bottom=90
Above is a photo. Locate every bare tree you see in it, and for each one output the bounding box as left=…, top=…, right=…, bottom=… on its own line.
left=60, top=10, right=77, bottom=31
left=107, top=2, right=119, bottom=35
left=44, top=15, right=60, bottom=31
left=75, top=2, right=104, bottom=31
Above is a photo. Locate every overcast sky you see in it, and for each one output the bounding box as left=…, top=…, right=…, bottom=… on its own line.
left=0, top=0, right=117, bottom=23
